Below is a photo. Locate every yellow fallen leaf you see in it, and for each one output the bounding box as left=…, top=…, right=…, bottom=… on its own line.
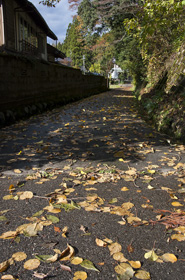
left=144, top=250, right=158, bottom=261
left=121, top=202, right=134, bottom=210
left=103, top=238, right=113, bottom=244
left=112, top=252, right=127, bottom=262
left=12, top=252, right=27, bottom=261
left=48, top=208, right=61, bottom=214
left=121, top=187, right=129, bottom=191
left=174, top=226, right=185, bottom=234
left=108, top=242, right=122, bottom=255
left=73, top=271, right=87, bottom=280
left=24, top=259, right=40, bottom=270
left=14, top=169, right=22, bottom=174
left=118, top=221, right=126, bottom=225
left=161, top=253, right=177, bottom=263
left=129, top=260, right=141, bottom=269
left=71, top=257, right=83, bottom=265
left=1, top=275, right=15, bottom=279
left=171, top=202, right=183, bottom=207
left=19, top=191, right=33, bottom=200
left=135, top=269, right=151, bottom=279
left=95, top=238, right=107, bottom=247
left=171, top=234, right=185, bottom=241
left=62, top=226, right=68, bottom=238
left=0, top=231, right=17, bottom=239
left=127, top=216, right=141, bottom=224
left=0, top=260, right=10, bottom=273
left=3, top=195, right=14, bottom=200
left=114, top=263, right=134, bottom=276
left=46, top=253, right=58, bottom=263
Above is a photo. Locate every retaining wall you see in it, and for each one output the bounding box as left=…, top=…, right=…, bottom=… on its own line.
left=0, top=54, right=108, bottom=125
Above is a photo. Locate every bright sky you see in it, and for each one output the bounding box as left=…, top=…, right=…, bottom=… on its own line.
left=30, top=0, right=75, bottom=43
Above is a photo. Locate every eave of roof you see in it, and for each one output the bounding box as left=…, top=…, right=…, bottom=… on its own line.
left=47, top=43, right=66, bottom=59
left=15, top=0, right=58, bottom=40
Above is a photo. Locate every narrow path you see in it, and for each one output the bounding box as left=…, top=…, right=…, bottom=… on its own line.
left=0, top=87, right=185, bottom=279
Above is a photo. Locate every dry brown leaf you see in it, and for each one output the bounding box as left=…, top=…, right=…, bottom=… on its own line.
left=24, top=259, right=40, bottom=270
left=108, top=242, right=122, bottom=255
left=59, top=263, right=72, bottom=272
left=59, top=244, right=75, bottom=261
left=62, top=226, right=68, bottom=238
left=0, top=260, right=10, bottom=273
left=12, top=252, right=27, bottom=261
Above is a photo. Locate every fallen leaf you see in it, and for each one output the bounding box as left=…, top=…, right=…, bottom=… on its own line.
left=54, top=226, right=61, bottom=233
left=135, top=269, right=151, bottom=279
left=0, top=231, right=17, bottom=239
left=171, top=202, right=183, bottom=207
left=80, top=259, right=99, bottom=272
left=59, top=263, right=72, bottom=272
left=24, top=259, right=40, bottom=270
left=144, top=250, right=158, bottom=261
left=0, top=216, right=8, bottom=222
left=62, top=226, right=68, bottom=238
left=129, top=260, right=141, bottom=269
left=121, top=187, right=129, bottom=191
left=1, top=275, right=15, bottom=279
left=73, top=271, right=87, bottom=280
left=95, top=238, right=107, bottom=247
left=35, top=254, right=58, bottom=263
left=113, top=252, right=128, bottom=262
left=14, top=169, right=22, bottom=174
left=46, top=215, right=59, bottom=224
left=71, top=257, right=83, bottom=265
left=115, top=263, right=134, bottom=277
left=109, top=198, right=118, bottom=204
left=161, top=253, right=177, bottom=263
left=3, top=195, right=14, bottom=200
left=32, top=272, right=48, bottom=279
left=171, top=234, right=185, bottom=241
left=12, top=252, right=27, bottom=261
left=0, top=260, right=10, bottom=273
left=108, top=242, right=122, bottom=255
left=19, top=191, right=33, bottom=200
left=127, top=244, right=134, bottom=253
left=59, top=244, right=75, bottom=261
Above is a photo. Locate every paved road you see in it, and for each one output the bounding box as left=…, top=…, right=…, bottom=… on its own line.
left=0, top=87, right=185, bottom=279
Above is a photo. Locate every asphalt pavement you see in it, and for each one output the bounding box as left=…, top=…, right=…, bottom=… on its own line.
left=0, top=87, right=185, bottom=280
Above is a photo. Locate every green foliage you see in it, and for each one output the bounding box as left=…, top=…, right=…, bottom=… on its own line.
left=124, top=0, right=185, bottom=84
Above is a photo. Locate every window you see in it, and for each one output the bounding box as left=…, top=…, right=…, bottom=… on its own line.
left=19, top=17, right=38, bottom=53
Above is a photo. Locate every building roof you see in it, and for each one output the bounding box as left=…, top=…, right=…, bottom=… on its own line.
left=15, top=0, right=58, bottom=40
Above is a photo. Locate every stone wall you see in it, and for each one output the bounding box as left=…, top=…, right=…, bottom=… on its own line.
left=0, top=54, right=108, bottom=125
